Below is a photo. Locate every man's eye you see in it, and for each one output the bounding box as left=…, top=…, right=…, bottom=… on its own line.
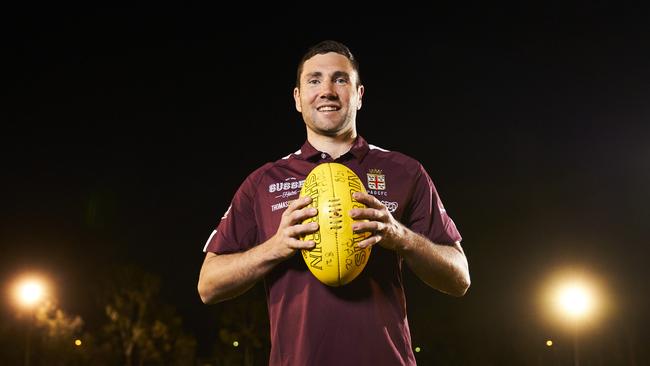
left=308, top=79, right=320, bottom=85
left=335, top=78, right=348, bottom=84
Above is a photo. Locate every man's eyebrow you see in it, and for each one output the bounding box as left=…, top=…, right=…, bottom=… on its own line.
left=304, top=71, right=323, bottom=79
left=331, top=71, right=350, bottom=79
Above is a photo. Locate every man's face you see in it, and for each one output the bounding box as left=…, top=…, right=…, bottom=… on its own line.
left=293, top=52, right=364, bottom=137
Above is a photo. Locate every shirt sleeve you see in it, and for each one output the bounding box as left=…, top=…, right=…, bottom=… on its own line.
left=202, top=176, right=259, bottom=254
left=406, top=164, right=462, bottom=245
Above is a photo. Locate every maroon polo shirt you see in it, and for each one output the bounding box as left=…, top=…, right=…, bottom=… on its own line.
left=203, top=136, right=462, bottom=366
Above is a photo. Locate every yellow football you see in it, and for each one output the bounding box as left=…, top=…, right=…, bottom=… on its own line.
left=299, top=162, right=372, bottom=287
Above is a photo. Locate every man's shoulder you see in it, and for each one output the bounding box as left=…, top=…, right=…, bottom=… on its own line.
left=366, top=143, right=422, bottom=170
left=243, top=150, right=302, bottom=182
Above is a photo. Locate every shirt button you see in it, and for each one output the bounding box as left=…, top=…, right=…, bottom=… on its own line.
left=321, top=153, right=327, bottom=159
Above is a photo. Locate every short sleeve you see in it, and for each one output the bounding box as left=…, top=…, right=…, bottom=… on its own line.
left=406, top=164, right=462, bottom=245
left=203, top=177, right=259, bottom=254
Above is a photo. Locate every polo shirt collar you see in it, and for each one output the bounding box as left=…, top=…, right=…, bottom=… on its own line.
left=295, top=135, right=370, bottom=162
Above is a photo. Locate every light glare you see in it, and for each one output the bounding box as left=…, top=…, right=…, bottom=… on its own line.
left=539, top=268, right=608, bottom=331
left=556, top=281, right=593, bottom=319
left=17, top=280, right=45, bottom=307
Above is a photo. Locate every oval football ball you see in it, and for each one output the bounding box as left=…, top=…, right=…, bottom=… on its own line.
left=299, top=163, right=372, bottom=287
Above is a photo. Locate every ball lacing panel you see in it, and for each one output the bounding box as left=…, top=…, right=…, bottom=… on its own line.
left=327, top=198, right=343, bottom=230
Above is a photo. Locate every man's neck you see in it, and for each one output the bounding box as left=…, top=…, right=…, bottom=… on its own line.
left=307, top=131, right=357, bottom=160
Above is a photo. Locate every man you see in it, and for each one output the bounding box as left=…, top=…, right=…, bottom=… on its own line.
left=198, top=40, right=470, bottom=365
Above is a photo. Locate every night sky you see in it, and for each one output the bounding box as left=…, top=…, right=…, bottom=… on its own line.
left=3, top=4, right=650, bottom=363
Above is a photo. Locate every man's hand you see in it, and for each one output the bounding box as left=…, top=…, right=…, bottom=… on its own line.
left=349, top=192, right=406, bottom=251
left=269, top=196, right=320, bottom=260
left=349, top=192, right=470, bottom=296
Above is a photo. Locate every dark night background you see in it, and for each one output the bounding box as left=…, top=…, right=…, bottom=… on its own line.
left=2, top=3, right=649, bottom=365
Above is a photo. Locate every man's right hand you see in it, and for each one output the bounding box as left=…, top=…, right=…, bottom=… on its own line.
left=269, top=196, right=319, bottom=260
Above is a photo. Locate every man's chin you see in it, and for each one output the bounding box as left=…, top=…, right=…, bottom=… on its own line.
left=311, top=120, right=350, bottom=136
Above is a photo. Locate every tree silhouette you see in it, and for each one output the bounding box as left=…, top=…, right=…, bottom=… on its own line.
left=0, top=296, right=88, bottom=365
left=207, top=283, right=270, bottom=366
left=33, top=299, right=87, bottom=365
left=97, top=265, right=196, bottom=366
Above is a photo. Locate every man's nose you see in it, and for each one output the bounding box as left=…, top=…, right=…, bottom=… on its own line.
left=319, top=82, right=338, bottom=100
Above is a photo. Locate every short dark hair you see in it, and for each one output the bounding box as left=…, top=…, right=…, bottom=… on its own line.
left=295, top=40, right=361, bottom=88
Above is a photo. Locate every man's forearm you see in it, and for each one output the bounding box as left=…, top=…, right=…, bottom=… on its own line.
left=198, top=240, right=284, bottom=304
left=399, top=229, right=470, bottom=297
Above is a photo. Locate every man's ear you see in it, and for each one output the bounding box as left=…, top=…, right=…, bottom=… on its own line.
left=293, top=87, right=302, bottom=112
left=357, top=84, right=364, bottom=110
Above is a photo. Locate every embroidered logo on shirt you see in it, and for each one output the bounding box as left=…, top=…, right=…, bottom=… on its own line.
left=367, top=169, right=386, bottom=191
